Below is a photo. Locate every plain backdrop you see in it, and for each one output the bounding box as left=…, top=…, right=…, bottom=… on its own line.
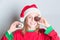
left=0, top=0, right=60, bottom=39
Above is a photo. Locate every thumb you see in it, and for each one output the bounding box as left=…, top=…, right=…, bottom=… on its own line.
left=38, top=22, right=44, bottom=26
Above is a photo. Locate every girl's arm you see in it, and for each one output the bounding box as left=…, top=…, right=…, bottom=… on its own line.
left=1, top=31, right=13, bottom=40
left=44, top=25, right=60, bottom=40
left=39, top=17, right=60, bottom=40
left=1, top=21, right=21, bottom=40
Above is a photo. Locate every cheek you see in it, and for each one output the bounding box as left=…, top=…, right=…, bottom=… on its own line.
left=27, top=19, right=31, bottom=24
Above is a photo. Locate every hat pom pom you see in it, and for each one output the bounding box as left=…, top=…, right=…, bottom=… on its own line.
left=19, top=17, right=24, bottom=23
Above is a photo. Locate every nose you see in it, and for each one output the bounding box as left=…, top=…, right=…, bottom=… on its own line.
left=31, top=17, right=35, bottom=22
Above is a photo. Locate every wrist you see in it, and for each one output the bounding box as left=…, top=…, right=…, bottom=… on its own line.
left=8, top=30, right=12, bottom=34
left=45, top=23, right=50, bottom=28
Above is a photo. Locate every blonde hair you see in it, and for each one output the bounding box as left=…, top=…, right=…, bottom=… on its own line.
left=22, top=17, right=40, bottom=34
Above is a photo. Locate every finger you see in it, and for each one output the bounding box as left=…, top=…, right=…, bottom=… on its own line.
left=38, top=22, right=43, bottom=25
left=15, top=21, right=21, bottom=25
left=15, top=27, right=23, bottom=30
left=13, top=21, right=21, bottom=26
left=16, top=24, right=24, bottom=28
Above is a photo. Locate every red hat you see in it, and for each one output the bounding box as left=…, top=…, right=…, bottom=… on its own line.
left=20, top=4, right=41, bottom=23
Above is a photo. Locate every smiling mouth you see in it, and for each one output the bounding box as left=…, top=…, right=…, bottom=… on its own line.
left=30, top=22, right=36, bottom=25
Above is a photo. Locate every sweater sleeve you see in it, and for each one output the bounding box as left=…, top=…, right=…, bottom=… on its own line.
left=1, top=31, right=13, bottom=40
left=1, top=31, right=18, bottom=40
left=44, top=25, right=60, bottom=40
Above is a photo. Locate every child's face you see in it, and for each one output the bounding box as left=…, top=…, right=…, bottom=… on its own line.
left=26, top=12, right=40, bottom=28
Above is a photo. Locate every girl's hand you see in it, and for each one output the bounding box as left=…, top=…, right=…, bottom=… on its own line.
left=38, top=17, right=50, bottom=28
left=8, top=21, right=22, bottom=34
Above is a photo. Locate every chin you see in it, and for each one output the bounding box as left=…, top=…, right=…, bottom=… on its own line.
left=29, top=25, right=36, bottom=27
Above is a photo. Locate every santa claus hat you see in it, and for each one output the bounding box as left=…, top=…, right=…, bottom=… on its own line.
left=20, top=4, right=41, bottom=23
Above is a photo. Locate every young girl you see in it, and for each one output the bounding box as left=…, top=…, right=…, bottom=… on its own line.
left=1, top=4, right=60, bottom=40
